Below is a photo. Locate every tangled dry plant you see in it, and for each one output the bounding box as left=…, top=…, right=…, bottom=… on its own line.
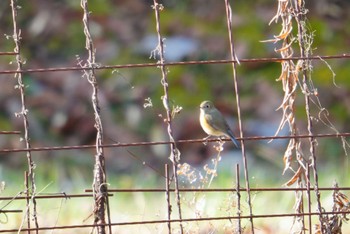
left=263, top=1, right=309, bottom=230
left=312, top=182, right=350, bottom=233
left=265, top=0, right=350, bottom=233
left=177, top=141, right=242, bottom=233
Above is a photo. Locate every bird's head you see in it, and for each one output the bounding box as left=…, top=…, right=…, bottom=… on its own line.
left=200, top=100, right=214, bottom=112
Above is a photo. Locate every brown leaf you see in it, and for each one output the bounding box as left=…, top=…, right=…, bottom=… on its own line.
left=284, top=166, right=303, bottom=186
left=282, top=139, right=295, bottom=174
left=276, top=66, right=287, bottom=82
left=275, top=25, right=292, bottom=40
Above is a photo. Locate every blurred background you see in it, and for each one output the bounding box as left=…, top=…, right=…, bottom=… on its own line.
left=0, top=0, right=350, bottom=233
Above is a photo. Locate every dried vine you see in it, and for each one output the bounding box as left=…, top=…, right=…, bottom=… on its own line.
left=265, top=0, right=345, bottom=232
left=152, top=1, right=183, bottom=233
left=10, top=0, right=39, bottom=232
left=80, top=0, right=111, bottom=233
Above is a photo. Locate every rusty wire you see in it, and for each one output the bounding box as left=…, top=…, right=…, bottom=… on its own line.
left=0, top=131, right=20, bottom=135
left=0, top=52, right=17, bottom=56
left=0, top=209, right=22, bottom=214
left=0, top=194, right=110, bottom=201
left=0, top=132, right=349, bottom=154
left=1, top=211, right=350, bottom=233
left=0, top=186, right=349, bottom=200
left=164, top=164, right=172, bottom=233
left=84, top=187, right=350, bottom=193
left=224, top=0, right=254, bottom=232
left=1, top=0, right=350, bottom=233
left=0, top=54, right=349, bottom=75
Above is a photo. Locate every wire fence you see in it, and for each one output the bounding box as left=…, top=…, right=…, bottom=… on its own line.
left=1, top=0, right=350, bottom=233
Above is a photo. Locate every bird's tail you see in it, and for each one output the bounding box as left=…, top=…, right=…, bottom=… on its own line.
left=227, top=130, right=241, bottom=148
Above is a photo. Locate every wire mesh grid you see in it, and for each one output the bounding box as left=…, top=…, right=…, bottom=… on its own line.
left=1, top=0, right=350, bottom=233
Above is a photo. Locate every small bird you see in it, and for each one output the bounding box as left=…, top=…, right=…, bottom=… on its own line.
left=199, top=100, right=240, bottom=148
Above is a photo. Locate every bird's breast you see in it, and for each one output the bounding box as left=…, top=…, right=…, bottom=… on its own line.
left=200, top=113, right=224, bottom=136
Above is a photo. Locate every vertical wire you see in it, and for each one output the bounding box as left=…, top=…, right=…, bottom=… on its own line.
left=235, top=164, right=242, bottom=233
left=152, top=2, right=183, bottom=233
left=224, top=0, right=254, bottom=233
left=165, top=164, right=172, bottom=233
left=24, top=171, right=30, bottom=234
left=306, top=164, right=312, bottom=233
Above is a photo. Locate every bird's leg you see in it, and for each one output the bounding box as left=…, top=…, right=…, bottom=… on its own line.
left=219, top=136, right=226, bottom=142
left=202, top=135, right=212, bottom=145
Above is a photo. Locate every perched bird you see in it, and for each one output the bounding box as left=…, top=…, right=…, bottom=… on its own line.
left=199, top=100, right=240, bottom=148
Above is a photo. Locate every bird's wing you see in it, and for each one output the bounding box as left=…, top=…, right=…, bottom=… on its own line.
left=204, top=112, right=229, bottom=132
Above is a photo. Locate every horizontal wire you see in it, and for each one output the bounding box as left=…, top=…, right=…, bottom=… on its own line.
left=0, top=131, right=21, bottom=135
left=1, top=211, right=349, bottom=233
left=0, top=209, right=22, bottom=213
left=0, top=52, right=18, bottom=56
left=0, top=54, right=349, bottom=75
left=0, top=193, right=112, bottom=201
left=85, top=186, right=350, bottom=193
left=0, top=132, right=349, bottom=154
left=0, top=187, right=346, bottom=201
